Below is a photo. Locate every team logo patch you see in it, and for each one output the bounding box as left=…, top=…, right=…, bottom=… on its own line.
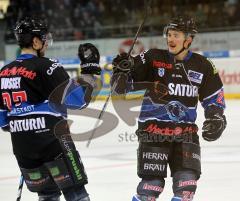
left=164, top=101, right=188, bottom=121
left=158, top=68, right=165, bottom=77
left=188, top=70, right=203, bottom=84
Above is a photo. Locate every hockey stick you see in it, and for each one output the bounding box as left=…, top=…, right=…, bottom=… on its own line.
left=126, top=0, right=152, bottom=58
left=86, top=0, right=152, bottom=147
left=16, top=174, right=24, bottom=201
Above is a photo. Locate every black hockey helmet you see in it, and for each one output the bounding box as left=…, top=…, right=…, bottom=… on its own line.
left=163, top=15, right=197, bottom=38
left=14, top=17, right=52, bottom=48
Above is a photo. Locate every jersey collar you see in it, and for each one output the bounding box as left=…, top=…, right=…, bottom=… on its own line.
left=16, top=54, right=37, bottom=60
left=168, top=50, right=193, bottom=62
left=184, top=51, right=192, bottom=61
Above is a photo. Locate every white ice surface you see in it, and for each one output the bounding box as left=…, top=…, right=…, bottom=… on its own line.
left=0, top=99, right=239, bottom=201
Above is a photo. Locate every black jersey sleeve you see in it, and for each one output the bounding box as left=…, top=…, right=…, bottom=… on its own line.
left=112, top=49, right=163, bottom=95
left=126, top=49, right=157, bottom=92
left=131, top=49, right=154, bottom=82
left=198, top=57, right=225, bottom=109
left=111, top=49, right=154, bottom=94
left=41, top=58, right=91, bottom=110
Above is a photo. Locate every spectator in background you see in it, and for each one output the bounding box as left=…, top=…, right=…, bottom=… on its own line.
left=3, top=0, right=240, bottom=42
left=195, top=4, right=207, bottom=28
left=224, top=0, right=238, bottom=26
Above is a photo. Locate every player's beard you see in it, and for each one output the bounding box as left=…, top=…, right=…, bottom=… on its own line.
left=38, top=50, right=45, bottom=57
left=38, top=43, right=48, bottom=57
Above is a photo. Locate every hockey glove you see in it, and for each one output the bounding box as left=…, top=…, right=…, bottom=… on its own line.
left=202, top=105, right=227, bottom=141
left=112, top=52, right=134, bottom=73
left=78, top=43, right=101, bottom=75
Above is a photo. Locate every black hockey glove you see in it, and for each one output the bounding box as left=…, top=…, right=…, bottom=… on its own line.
left=78, top=43, right=101, bottom=75
left=202, top=105, right=227, bottom=141
left=112, top=52, right=134, bottom=73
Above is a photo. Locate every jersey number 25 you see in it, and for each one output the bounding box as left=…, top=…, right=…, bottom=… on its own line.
left=2, top=91, right=27, bottom=110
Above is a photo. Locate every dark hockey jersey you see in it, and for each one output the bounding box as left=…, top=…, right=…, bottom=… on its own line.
left=0, top=54, right=86, bottom=158
left=119, top=49, right=226, bottom=133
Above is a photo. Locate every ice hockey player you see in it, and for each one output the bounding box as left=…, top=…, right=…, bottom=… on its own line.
left=111, top=15, right=227, bottom=201
left=0, top=16, right=101, bottom=201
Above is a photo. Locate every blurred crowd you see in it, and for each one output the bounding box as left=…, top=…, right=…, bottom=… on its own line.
left=2, top=0, right=240, bottom=42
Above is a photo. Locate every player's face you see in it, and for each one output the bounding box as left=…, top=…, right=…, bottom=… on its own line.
left=37, top=33, right=53, bottom=57
left=167, top=29, right=186, bottom=54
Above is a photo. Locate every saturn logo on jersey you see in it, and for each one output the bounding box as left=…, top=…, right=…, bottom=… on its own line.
left=168, top=83, right=198, bottom=97
left=9, top=117, right=46, bottom=133
left=158, top=68, right=165, bottom=77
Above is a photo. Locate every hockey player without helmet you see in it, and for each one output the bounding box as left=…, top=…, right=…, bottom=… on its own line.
left=14, top=17, right=52, bottom=48
left=163, top=16, right=197, bottom=38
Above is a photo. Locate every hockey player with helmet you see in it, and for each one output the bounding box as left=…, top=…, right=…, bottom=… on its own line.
left=111, top=16, right=227, bottom=201
left=0, top=17, right=101, bottom=201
